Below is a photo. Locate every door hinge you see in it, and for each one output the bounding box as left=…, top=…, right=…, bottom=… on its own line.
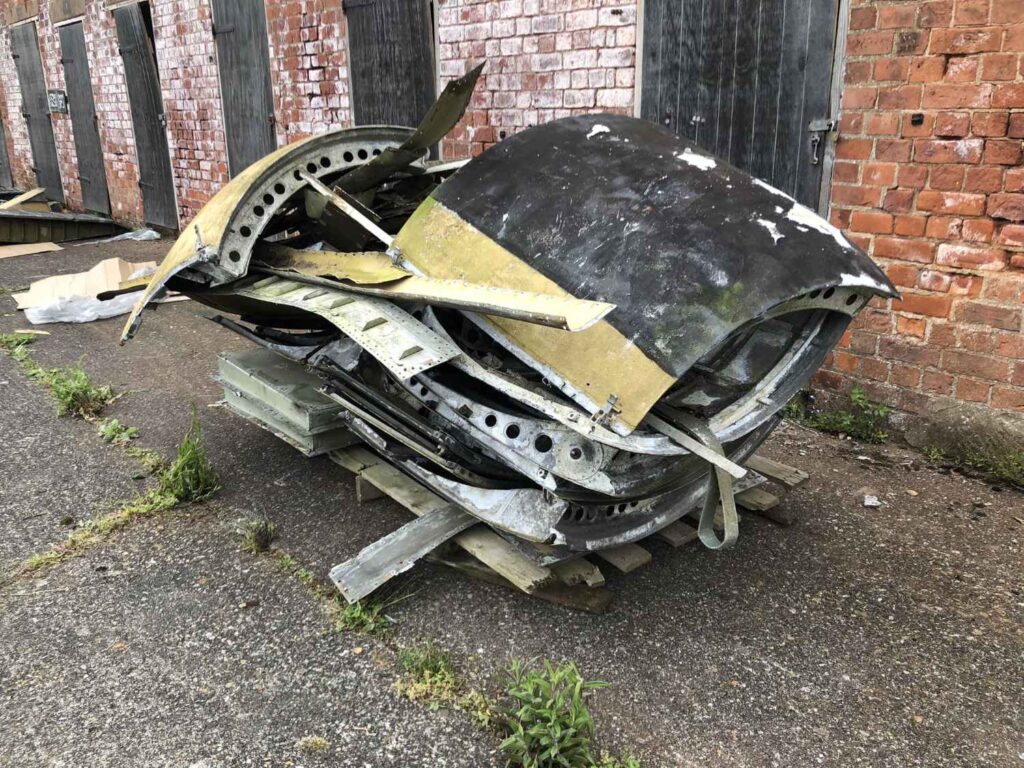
left=342, top=0, right=377, bottom=9
left=807, top=118, right=838, bottom=166
left=212, top=23, right=234, bottom=35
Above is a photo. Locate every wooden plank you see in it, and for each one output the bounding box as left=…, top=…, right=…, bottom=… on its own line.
left=329, top=504, right=476, bottom=602
left=0, top=241, right=61, bottom=260
left=428, top=551, right=612, bottom=614
left=736, top=486, right=779, bottom=512
left=748, top=0, right=785, bottom=184
left=795, top=0, right=841, bottom=208
left=355, top=475, right=384, bottom=504
left=728, top=0, right=763, bottom=169
left=595, top=543, right=652, bottom=574
left=329, top=447, right=554, bottom=594
left=0, top=188, right=44, bottom=209
left=553, top=558, right=605, bottom=588
left=746, top=455, right=810, bottom=488
left=655, top=519, right=699, bottom=548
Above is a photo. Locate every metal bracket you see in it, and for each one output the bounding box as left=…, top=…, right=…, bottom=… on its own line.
left=808, top=118, right=838, bottom=167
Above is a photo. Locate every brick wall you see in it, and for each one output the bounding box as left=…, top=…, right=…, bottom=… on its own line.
left=266, top=0, right=352, bottom=144
left=0, top=20, right=40, bottom=190
left=823, top=0, right=1024, bottom=413
left=435, top=0, right=637, bottom=158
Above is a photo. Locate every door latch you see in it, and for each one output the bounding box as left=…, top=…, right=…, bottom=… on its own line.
left=808, top=118, right=837, bottom=166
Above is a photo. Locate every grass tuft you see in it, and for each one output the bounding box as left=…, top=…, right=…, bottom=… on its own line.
left=98, top=418, right=139, bottom=445
left=926, top=444, right=1024, bottom=489
left=295, top=735, right=330, bottom=754
left=396, top=643, right=460, bottom=707
left=241, top=516, right=276, bottom=554
left=45, top=362, right=114, bottom=417
left=336, top=598, right=393, bottom=637
left=498, top=659, right=608, bottom=768
left=159, top=406, right=219, bottom=502
left=785, top=386, right=890, bottom=444
left=126, top=446, right=165, bottom=475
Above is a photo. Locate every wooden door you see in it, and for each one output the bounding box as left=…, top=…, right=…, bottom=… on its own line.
left=344, top=0, right=435, bottom=127
left=211, top=0, right=276, bottom=176
left=113, top=2, right=178, bottom=229
left=58, top=21, right=110, bottom=215
left=0, top=115, right=13, bottom=189
left=641, top=0, right=840, bottom=207
left=9, top=22, right=64, bottom=203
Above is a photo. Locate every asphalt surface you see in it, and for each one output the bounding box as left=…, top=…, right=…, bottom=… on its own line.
left=1, top=240, right=1022, bottom=767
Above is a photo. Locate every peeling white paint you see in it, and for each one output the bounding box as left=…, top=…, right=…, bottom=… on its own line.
left=839, top=272, right=892, bottom=292
left=586, top=124, right=611, bottom=139
left=756, top=218, right=784, bottom=244
left=675, top=147, right=716, bottom=171
left=752, top=177, right=794, bottom=201
left=786, top=203, right=856, bottom=251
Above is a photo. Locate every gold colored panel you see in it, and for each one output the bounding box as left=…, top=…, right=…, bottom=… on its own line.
left=5, top=1, right=38, bottom=25
left=49, top=0, right=85, bottom=23
left=393, top=198, right=676, bottom=434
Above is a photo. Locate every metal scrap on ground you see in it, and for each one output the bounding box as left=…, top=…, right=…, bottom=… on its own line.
left=123, top=61, right=898, bottom=604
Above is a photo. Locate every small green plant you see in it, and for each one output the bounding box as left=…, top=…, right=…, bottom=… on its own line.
left=295, top=735, right=330, bottom=754
left=44, top=362, right=114, bottom=418
left=159, top=407, right=219, bottom=502
left=336, top=598, right=392, bottom=637
left=241, top=516, right=276, bottom=554
left=786, top=386, right=890, bottom=444
left=925, top=444, right=1024, bottom=489
left=499, top=659, right=607, bottom=768
left=126, top=446, right=165, bottom=474
left=595, top=753, right=642, bottom=768
left=396, top=643, right=460, bottom=708
left=98, top=418, right=139, bottom=444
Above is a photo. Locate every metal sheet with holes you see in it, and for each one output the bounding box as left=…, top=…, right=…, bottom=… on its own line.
left=234, top=276, right=460, bottom=379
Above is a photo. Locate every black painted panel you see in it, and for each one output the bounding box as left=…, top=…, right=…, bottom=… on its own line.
left=431, top=115, right=895, bottom=378
left=346, top=0, right=435, bottom=127
left=640, top=0, right=839, bottom=207
left=10, top=22, right=63, bottom=203
left=113, top=3, right=177, bottom=229
left=212, top=0, right=276, bottom=176
left=58, top=21, right=110, bottom=215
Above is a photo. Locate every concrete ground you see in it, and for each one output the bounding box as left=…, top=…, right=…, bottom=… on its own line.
left=0, top=240, right=1021, bottom=767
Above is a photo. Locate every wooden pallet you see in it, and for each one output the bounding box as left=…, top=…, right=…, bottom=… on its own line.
left=328, top=447, right=809, bottom=614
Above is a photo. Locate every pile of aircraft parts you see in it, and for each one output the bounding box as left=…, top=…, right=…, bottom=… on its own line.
left=122, top=64, right=896, bottom=599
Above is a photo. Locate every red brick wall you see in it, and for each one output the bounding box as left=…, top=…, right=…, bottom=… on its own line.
left=823, top=0, right=1024, bottom=413
left=266, top=0, right=352, bottom=144
left=436, top=0, right=637, bottom=158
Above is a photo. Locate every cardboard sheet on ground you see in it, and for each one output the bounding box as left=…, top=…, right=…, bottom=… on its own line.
left=0, top=242, right=62, bottom=260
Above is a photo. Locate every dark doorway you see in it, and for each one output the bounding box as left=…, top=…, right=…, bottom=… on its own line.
left=9, top=22, right=64, bottom=203
left=0, top=115, right=13, bottom=189
left=344, top=0, right=435, bottom=127
left=58, top=21, right=110, bottom=215
left=641, top=0, right=840, bottom=208
left=113, top=1, right=178, bottom=230
left=211, top=0, right=277, bottom=176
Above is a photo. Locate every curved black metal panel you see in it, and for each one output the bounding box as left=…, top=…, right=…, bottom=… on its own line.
left=432, top=114, right=896, bottom=378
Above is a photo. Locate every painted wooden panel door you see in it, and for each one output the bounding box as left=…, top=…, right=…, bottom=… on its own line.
left=58, top=21, right=111, bottom=215
left=344, top=0, right=436, bottom=127
left=212, top=0, right=277, bottom=176
left=113, top=2, right=178, bottom=230
left=0, top=115, right=13, bottom=189
left=641, top=0, right=840, bottom=208
left=10, top=22, right=64, bottom=203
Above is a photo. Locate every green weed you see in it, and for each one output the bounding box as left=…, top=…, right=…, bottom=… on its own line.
left=295, top=735, right=330, bottom=754
left=396, top=643, right=460, bottom=707
left=336, top=598, right=392, bottom=637
left=498, top=659, right=607, bottom=768
left=594, top=753, right=642, bottom=768
left=98, top=418, right=139, bottom=445
left=786, top=386, right=890, bottom=443
left=926, top=444, right=1024, bottom=489
left=159, top=407, right=219, bottom=502
left=44, top=363, right=114, bottom=417
left=126, top=446, right=165, bottom=474
left=241, top=516, right=276, bottom=554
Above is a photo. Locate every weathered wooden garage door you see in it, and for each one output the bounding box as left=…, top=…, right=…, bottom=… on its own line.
left=641, top=0, right=839, bottom=208
left=344, top=0, right=435, bottom=127
left=58, top=21, right=110, bottom=215
left=0, top=116, right=13, bottom=189
left=211, top=0, right=276, bottom=176
left=113, top=2, right=178, bottom=229
left=10, top=22, right=64, bottom=203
